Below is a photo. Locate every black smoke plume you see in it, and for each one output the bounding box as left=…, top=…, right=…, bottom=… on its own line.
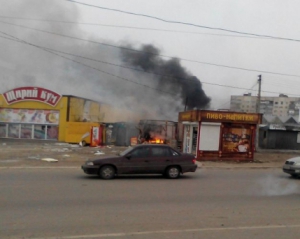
left=121, top=44, right=211, bottom=110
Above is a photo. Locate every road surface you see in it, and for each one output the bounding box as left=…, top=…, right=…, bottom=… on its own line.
left=1, top=167, right=300, bottom=239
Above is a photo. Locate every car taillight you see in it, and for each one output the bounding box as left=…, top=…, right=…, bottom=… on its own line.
left=192, top=159, right=197, bottom=164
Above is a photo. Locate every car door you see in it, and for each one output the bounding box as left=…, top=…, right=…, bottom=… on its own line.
left=120, top=146, right=151, bottom=174
left=147, top=146, right=173, bottom=173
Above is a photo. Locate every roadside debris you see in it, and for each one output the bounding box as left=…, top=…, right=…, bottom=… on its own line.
left=41, top=158, right=58, bottom=162
left=62, top=154, right=70, bottom=158
left=50, top=148, right=70, bottom=152
left=54, top=143, right=70, bottom=146
left=0, top=159, right=20, bottom=163
left=94, top=150, right=105, bottom=155
left=28, top=155, right=40, bottom=160
left=70, top=144, right=80, bottom=148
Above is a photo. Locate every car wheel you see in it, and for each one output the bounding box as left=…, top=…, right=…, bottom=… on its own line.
left=166, top=166, right=180, bottom=179
left=99, top=165, right=115, bottom=179
left=291, top=174, right=299, bottom=178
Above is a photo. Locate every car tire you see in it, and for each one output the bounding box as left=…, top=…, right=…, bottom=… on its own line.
left=166, top=166, right=180, bottom=179
left=99, top=165, right=115, bottom=179
left=291, top=174, right=299, bottom=178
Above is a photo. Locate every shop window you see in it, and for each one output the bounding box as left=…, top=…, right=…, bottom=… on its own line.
left=0, top=123, right=7, bottom=138
left=20, top=124, right=33, bottom=139
left=47, top=126, right=59, bottom=140
left=34, top=125, right=46, bottom=139
left=8, top=124, right=20, bottom=138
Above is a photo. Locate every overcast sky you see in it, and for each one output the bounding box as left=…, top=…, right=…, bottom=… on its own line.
left=1, top=0, right=300, bottom=119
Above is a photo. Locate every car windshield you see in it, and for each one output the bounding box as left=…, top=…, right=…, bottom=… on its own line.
left=119, top=146, right=133, bottom=156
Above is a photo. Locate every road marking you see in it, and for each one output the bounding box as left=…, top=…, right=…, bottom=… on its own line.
left=30, top=224, right=300, bottom=239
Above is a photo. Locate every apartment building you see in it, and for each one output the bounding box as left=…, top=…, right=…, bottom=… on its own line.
left=230, top=94, right=300, bottom=117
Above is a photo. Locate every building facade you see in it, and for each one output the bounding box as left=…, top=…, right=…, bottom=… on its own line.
left=230, top=94, right=300, bottom=117
left=0, top=86, right=140, bottom=142
left=178, top=110, right=262, bottom=161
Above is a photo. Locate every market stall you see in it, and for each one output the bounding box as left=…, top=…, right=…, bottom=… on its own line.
left=178, top=110, right=262, bottom=161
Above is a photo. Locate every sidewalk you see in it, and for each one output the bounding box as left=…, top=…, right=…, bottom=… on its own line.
left=0, top=139, right=294, bottom=169
left=196, top=161, right=282, bottom=169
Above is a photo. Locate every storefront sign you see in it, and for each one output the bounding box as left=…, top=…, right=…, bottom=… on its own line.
left=201, top=111, right=260, bottom=123
left=3, top=87, right=62, bottom=106
left=269, top=124, right=286, bottom=130
left=178, top=110, right=199, bottom=122
left=0, top=108, right=59, bottom=125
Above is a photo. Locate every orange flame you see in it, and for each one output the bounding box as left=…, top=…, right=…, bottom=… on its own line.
left=148, top=138, right=164, bottom=144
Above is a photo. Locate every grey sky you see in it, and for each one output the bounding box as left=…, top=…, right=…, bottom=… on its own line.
left=1, top=0, right=300, bottom=118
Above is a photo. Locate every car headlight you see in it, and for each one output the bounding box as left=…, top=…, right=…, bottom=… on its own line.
left=294, top=162, right=300, bottom=166
left=86, top=161, right=94, bottom=166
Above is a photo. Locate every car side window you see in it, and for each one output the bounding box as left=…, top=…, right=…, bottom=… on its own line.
left=130, top=147, right=151, bottom=158
left=152, top=147, right=172, bottom=157
left=170, top=149, right=180, bottom=156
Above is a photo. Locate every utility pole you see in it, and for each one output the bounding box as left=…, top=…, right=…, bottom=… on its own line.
left=256, top=75, right=262, bottom=113
left=255, top=75, right=262, bottom=151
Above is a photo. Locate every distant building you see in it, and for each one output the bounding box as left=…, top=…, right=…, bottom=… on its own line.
left=230, top=94, right=300, bottom=117
left=259, top=114, right=300, bottom=150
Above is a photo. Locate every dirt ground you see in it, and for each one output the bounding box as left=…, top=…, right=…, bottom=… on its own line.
left=0, top=139, right=299, bottom=168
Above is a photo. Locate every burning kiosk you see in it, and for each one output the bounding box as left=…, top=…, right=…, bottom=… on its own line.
left=178, top=110, right=262, bottom=161
left=137, top=120, right=177, bottom=147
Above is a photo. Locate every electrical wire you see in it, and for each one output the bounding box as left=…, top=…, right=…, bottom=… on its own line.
left=0, top=15, right=268, bottom=39
left=0, top=19, right=299, bottom=78
left=0, top=30, right=180, bottom=96
left=216, top=82, right=258, bottom=109
left=67, top=0, right=300, bottom=43
left=0, top=31, right=299, bottom=96
left=263, top=78, right=300, bottom=88
left=1, top=32, right=299, bottom=98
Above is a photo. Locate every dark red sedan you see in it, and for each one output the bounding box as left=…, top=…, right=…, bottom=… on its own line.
left=81, top=144, right=198, bottom=179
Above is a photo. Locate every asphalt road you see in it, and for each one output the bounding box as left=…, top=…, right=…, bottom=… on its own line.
left=1, top=168, right=300, bottom=239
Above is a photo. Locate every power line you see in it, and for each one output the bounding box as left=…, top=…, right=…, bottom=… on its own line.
left=0, top=15, right=267, bottom=39
left=0, top=31, right=180, bottom=96
left=216, top=81, right=258, bottom=109
left=1, top=32, right=299, bottom=97
left=67, top=0, right=300, bottom=43
left=0, top=20, right=299, bottom=78
left=0, top=33, right=257, bottom=92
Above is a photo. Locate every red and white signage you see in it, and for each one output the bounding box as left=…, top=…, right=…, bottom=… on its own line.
left=3, top=87, right=62, bottom=106
left=90, top=126, right=100, bottom=147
